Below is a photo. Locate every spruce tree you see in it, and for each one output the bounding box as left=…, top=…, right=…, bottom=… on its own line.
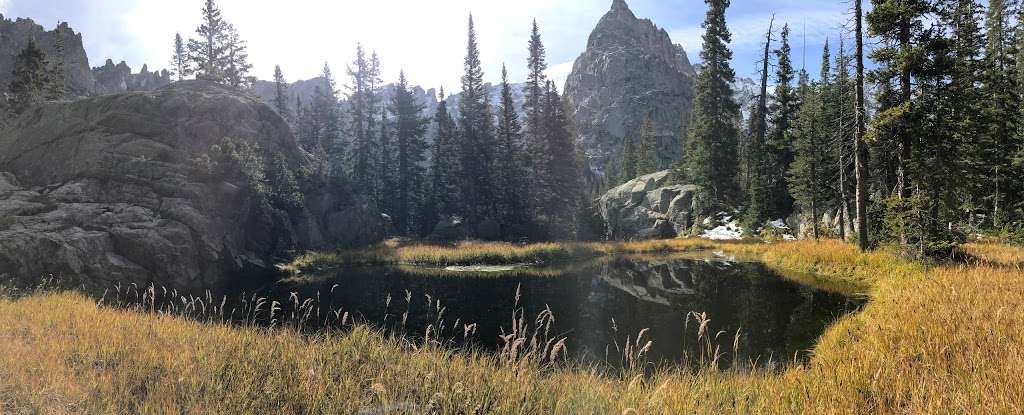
left=981, top=0, right=1018, bottom=226
left=635, top=116, right=658, bottom=176
left=223, top=25, right=253, bottom=88
left=867, top=0, right=932, bottom=201
left=377, top=106, right=394, bottom=224
left=767, top=23, right=798, bottom=218
left=537, top=81, right=582, bottom=239
left=457, top=14, right=498, bottom=230
left=743, top=18, right=774, bottom=231
left=788, top=44, right=836, bottom=239
left=346, top=45, right=377, bottom=193
left=310, top=63, right=342, bottom=179
left=187, top=0, right=230, bottom=83
left=427, top=88, right=463, bottom=227
left=618, top=135, right=638, bottom=184
left=170, top=33, right=191, bottom=81
left=496, top=65, right=528, bottom=237
left=272, top=65, right=290, bottom=120
left=831, top=36, right=856, bottom=240
left=677, top=0, right=741, bottom=208
left=8, top=40, right=50, bottom=114
left=523, top=20, right=548, bottom=195
left=388, top=71, right=430, bottom=235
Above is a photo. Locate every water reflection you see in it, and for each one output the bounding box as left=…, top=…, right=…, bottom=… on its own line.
left=272, top=254, right=863, bottom=369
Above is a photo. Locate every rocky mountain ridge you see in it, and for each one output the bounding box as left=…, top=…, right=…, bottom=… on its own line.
left=0, top=15, right=170, bottom=97
left=564, top=0, right=696, bottom=181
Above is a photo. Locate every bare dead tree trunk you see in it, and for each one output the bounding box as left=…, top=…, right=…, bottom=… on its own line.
left=854, top=0, right=870, bottom=251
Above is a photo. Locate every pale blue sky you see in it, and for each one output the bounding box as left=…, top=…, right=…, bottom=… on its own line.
left=1, top=0, right=856, bottom=88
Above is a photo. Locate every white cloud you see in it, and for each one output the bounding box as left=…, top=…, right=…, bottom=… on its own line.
left=545, top=60, right=575, bottom=89
left=0, top=0, right=9, bottom=14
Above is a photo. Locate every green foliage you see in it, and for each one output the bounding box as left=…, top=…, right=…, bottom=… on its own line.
left=271, top=65, right=290, bottom=121
left=387, top=71, right=430, bottom=235
left=635, top=116, right=657, bottom=176
left=677, top=0, right=741, bottom=208
left=169, top=33, right=191, bottom=81
left=456, top=15, right=499, bottom=230
left=8, top=40, right=51, bottom=113
left=425, top=90, right=462, bottom=230
left=346, top=45, right=380, bottom=192
left=267, top=154, right=304, bottom=212
left=495, top=66, right=530, bottom=237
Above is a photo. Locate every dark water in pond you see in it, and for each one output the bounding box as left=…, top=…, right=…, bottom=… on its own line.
left=260, top=254, right=864, bottom=370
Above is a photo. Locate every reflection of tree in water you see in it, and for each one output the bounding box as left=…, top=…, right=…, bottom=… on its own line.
left=278, top=256, right=860, bottom=370
left=590, top=257, right=858, bottom=369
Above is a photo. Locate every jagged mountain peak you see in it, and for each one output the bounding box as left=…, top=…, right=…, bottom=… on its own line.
left=565, top=0, right=696, bottom=183
left=609, top=0, right=634, bottom=15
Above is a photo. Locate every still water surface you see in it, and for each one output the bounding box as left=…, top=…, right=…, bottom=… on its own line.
left=263, top=253, right=863, bottom=369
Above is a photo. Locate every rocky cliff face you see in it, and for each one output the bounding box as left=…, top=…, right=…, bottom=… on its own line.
left=0, top=15, right=168, bottom=97
left=0, top=81, right=381, bottom=290
left=564, top=0, right=695, bottom=182
left=0, top=16, right=94, bottom=96
left=92, top=59, right=171, bottom=95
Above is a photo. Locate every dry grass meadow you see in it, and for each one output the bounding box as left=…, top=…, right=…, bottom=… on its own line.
left=1, top=239, right=1022, bottom=413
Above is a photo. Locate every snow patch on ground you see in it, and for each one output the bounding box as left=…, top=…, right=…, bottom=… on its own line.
left=701, top=218, right=743, bottom=240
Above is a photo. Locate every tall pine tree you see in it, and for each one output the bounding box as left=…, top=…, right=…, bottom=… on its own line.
left=678, top=0, right=741, bottom=208
left=170, top=33, right=191, bottom=81
left=496, top=65, right=529, bottom=237
left=388, top=71, right=430, bottom=235
left=187, top=0, right=230, bottom=83
left=457, top=14, right=498, bottom=232
left=272, top=65, right=290, bottom=121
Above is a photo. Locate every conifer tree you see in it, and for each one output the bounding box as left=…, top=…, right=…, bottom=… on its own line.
left=867, top=0, right=931, bottom=201
left=744, top=18, right=774, bottom=231
left=188, top=0, right=230, bottom=83
left=767, top=23, right=798, bottom=218
left=388, top=71, right=430, bottom=235
left=788, top=44, right=836, bottom=239
left=981, top=0, right=1018, bottom=226
left=457, top=15, right=498, bottom=230
left=496, top=65, right=528, bottom=236
left=347, top=45, right=377, bottom=193
left=426, top=88, right=463, bottom=228
left=170, top=33, right=191, bottom=81
left=312, top=63, right=342, bottom=179
left=223, top=25, right=253, bottom=88
left=677, top=0, right=741, bottom=207
left=618, top=135, right=638, bottom=184
left=523, top=20, right=548, bottom=193
left=831, top=36, right=855, bottom=240
left=635, top=116, right=658, bottom=176
left=272, top=65, right=290, bottom=120
left=537, top=81, right=581, bottom=239
left=377, top=106, right=394, bottom=223
left=8, top=40, right=50, bottom=114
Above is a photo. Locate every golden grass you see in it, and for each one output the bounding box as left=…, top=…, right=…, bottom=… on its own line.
left=285, top=238, right=720, bottom=271
left=960, top=242, right=1024, bottom=266
left=2, top=240, right=1023, bottom=413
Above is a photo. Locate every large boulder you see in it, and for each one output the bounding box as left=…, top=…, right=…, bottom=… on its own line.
left=564, top=0, right=695, bottom=183
left=598, top=170, right=700, bottom=240
left=0, top=81, right=381, bottom=289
